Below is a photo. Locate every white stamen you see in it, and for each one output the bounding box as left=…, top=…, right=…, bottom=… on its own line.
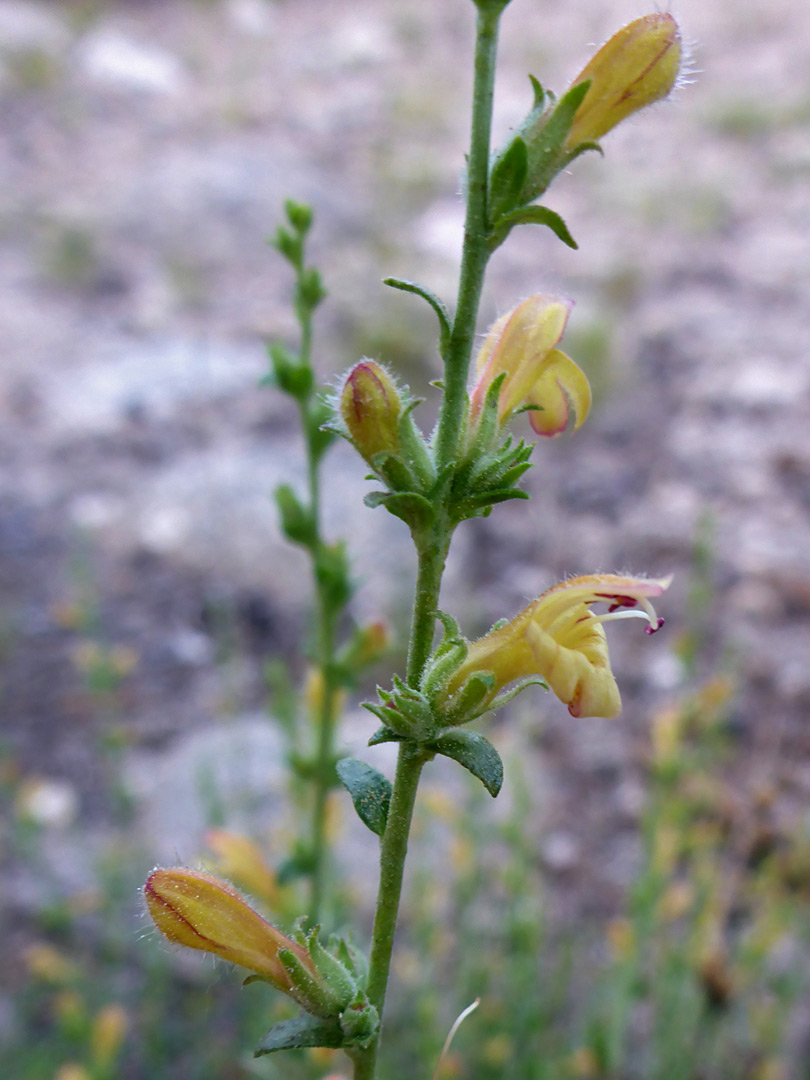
left=595, top=609, right=650, bottom=626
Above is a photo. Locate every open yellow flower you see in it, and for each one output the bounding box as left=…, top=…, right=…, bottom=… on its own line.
left=144, top=868, right=313, bottom=991
left=444, top=574, right=671, bottom=719
left=469, top=294, right=591, bottom=438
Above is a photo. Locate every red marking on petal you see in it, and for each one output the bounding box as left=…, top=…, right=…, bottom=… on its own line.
left=599, top=594, right=639, bottom=611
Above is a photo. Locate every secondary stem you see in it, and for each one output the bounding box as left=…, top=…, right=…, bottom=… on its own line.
left=297, top=280, right=338, bottom=924
left=305, top=413, right=342, bottom=922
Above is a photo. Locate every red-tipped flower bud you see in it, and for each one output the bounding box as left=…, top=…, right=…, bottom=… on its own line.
left=339, top=360, right=403, bottom=465
left=144, top=868, right=312, bottom=991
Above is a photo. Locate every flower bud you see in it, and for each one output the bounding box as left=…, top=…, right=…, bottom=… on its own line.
left=565, top=14, right=682, bottom=148
left=339, top=360, right=403, bottom=465
left=144, top=868, right=312, bottom=992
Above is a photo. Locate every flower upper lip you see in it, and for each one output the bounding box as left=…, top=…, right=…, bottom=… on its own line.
left=469, top=294, right=591, bottom=438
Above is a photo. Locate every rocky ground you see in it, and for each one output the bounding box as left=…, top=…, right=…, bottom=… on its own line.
left=1, top=0, right=810, bottom=990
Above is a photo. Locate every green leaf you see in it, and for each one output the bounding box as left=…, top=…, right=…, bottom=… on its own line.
left=379, top=491, right=435, bottom=529
left=383, top=277, right=452, bottom=355
left=431, top=730, right=504, bottom=797
left=490, top=205, right=578, bottom=252
left=254, top=1014, right=344, bottom=1057
left=336, top=758, right=392, bottom=836
left=489, top=135, right=528, bottom=219
left=275, top=484, right=316, bottom=546
left=367, top=725, right=407, bottom=747
left=540, top=78, right=591, bottom=148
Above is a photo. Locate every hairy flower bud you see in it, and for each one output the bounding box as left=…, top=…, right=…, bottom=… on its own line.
left=339, top=360, right=403, bottom=464
left=144, top=868, right=312, bottom=991
left=565, top=14, right=682, bottom=148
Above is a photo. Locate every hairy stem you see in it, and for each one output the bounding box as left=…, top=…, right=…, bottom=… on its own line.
left=434, top=5, right=500, bottom=473
left=349, top=744, right=426, bottom=1080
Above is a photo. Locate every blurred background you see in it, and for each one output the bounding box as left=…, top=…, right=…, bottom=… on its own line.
left=2, top=0, right=810, bottom=1077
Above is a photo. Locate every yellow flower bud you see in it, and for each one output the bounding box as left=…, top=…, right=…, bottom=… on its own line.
left=144, top=868, right=313, bottom=992
left=339, top=360, right=403, bottom=464
left=470, top=295, right=591, bottom=437
left=204, top=830, right=280, bottom=908
left=565, top=14, right=683, bottom=148
left=444, top=574, right=670, bottom=719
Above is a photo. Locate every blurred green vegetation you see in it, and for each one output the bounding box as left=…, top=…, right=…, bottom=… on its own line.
left=1, top=523, right=807, bottom=1079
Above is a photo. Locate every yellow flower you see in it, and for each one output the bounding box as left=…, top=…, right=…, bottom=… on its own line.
left=144, top=868, right=313, bottom=992
left=469, top=295, right=591, bottom=438
left=445, top=574, right=670, bottom=719
left=565, top=14, right=683, bottom=148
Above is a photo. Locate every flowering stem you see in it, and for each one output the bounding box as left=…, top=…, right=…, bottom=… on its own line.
left=434, top=4, right=501, bottom=473
left=352, top=10, right=504, bottom=1078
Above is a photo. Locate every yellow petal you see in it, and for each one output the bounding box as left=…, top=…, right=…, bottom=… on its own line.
left=526, top=349, right=592, bottom=437
left=471, top=295, right=572, bottom=418
left=525, top=615, right=621, bottom=718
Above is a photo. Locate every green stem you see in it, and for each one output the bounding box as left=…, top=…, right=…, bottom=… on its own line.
left=352, top=16, right=504, bottom=1076
left=350, top=743, right=426, bottom=1080
left=434, top=6, right=500, bottom=473
left=405, top=528, right=451, bottom=687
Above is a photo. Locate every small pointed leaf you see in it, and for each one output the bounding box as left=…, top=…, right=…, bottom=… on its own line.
left=383, top=277, right=451, bottom=355
left=432, top=730, right=504, bottom=797
left=336, top=758, right=392, bottom=836
left=528, top=74, right=545, bottom=110
left=254, top=1014, right=344, bottom=1057
left=380, top=492, right=435, bottom=527
left=489, top=136, right=529, bottom=219
left=368, top=725, right=407, bottom=747
left=491, top=206, right=578, bottom=252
